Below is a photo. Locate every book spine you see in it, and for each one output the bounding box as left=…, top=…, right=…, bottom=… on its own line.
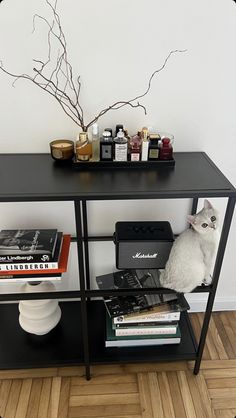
left=0, top=253, right=55, bottom=263
left=0, top=262, right=58, bottom=271
left=113, top=312, right=180, bottom=324
left=0, top=276, right=61, bottom=283
left=115, top=326, right=177, bottom=337
left=114, top=320, right=178, bottom=328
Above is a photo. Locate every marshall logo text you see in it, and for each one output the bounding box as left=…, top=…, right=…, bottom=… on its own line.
left=132, top=252, right=158, bottom=259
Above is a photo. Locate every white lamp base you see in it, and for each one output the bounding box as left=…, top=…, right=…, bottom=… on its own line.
left=19, top=282, right=61, bottom=335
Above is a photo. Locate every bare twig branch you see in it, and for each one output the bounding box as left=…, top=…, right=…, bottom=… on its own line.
left=85, top=49, right=187, bottom=129
left=0, top=0, right=186, bottom=133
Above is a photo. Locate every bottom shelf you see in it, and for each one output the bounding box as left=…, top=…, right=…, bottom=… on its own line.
left=88, top=301, right=198, bottom=364
left=0, top=300, right=198, bottom=370
left=0, top=301, right=84, bottom=369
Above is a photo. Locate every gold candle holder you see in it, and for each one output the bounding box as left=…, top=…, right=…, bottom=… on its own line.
left=50, top=140, right=75, bottom=161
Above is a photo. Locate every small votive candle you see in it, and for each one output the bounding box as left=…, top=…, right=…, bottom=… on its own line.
left=50, top=140, right=75, bottom=161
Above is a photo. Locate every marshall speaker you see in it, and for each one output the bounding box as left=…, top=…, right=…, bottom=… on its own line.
left=114, top=221, right=174, bottom=269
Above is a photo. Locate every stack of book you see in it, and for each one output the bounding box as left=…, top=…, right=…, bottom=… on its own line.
left=96, top=269, right=190, bottom=348
left=0, top=229, right=70, bottom=283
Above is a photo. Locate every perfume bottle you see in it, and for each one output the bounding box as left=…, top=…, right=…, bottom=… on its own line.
left=76, top=132, right=92, bottom=161
left=114, top=129, right=128, bottom=161
left=141, top=127, right=149, bottom=161
left=129, top=132, right=142, bottom=161
left=159, top=137, right=173, bottom=160
left=100, top=130, right=113, bottom=161
left=91, top=123, right=100, bottom=161
left=148, top=133, right=161, bottom=161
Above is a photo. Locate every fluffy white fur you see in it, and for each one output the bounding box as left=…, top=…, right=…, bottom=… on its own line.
left=160, top=200, right=219, bottom=293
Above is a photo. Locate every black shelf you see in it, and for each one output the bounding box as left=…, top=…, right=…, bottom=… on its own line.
left=0, top=301, right=84, bottom=369
left=0, top=152, right=235, bottom=201
left=0, top=152, right=235, bottom=379
left=88, top=301, right=197, bottom=365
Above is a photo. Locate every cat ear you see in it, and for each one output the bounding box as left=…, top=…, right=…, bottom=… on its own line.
left=204, top=199, right=213, bottom=209
left=187, top=215, right=196, bottom=225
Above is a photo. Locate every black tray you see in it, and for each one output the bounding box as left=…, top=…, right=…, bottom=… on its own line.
left=72, top=158, right=175, bottom=170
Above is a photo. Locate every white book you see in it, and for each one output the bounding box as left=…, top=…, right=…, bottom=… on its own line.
left=113, top=311, right=180, bottom=324
left=0, top=275, right=62, bottom=283
left=0, top=262, right=58, bottom=271
left=105, top=337, right=181, bottom=347
left=115, top=326, right=177, bottom=337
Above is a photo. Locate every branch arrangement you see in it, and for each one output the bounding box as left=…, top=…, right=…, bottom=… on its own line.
left=0, top=0, right=186, bottom=132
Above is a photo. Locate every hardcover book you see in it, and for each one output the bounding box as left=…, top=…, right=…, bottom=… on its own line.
left=113, top=298, right=188, bottom=324
left=96, top=269, right=180, bottom=318
left=106, top=313, right=181, bottom=347
left=0, top=229, right=58, bottom=263
left=115, top=324, right=178, bottom=337
left=0, top=233, right=70, bottom=274
left=0, top=274, right=62, bottom=283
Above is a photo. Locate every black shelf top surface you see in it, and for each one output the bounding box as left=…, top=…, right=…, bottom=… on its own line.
left=0, top=152, right=235, bottom=201
left=0, top=301, right=84, bottom=369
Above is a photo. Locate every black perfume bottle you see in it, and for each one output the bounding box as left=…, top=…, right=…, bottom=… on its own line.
left=148, top=133, right=161, bottom=161
left=100, top=130, right=113, bottom=161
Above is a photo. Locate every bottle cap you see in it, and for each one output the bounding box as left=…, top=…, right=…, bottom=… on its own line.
left=117, top=129, right=125, bottom=138
left=79, top=132, right=88, bottom=142
left=92, top=123, right=99, bottom=135
left=105, top=128, right=113, bottom=136
left=162, top=137, right=170, bottom=146
left=115, top=124, right=123, bottom=135
left=102, top=130, right=111, bottom=138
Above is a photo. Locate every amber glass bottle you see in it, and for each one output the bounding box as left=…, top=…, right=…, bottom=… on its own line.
left=76, top=132, right=92, bottom=161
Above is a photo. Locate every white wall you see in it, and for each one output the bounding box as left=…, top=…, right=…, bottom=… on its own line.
left=0, top=0, right=235, bottom=310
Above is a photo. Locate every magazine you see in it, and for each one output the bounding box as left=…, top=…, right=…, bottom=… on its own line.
left=96, top=269, right=181, bottom=318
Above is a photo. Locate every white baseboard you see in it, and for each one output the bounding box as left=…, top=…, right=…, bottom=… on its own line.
left=186, top=294, right=236, bottom=312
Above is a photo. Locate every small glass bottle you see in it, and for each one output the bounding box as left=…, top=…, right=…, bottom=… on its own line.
left=141, top=127, right=149, bottom=161
left=129, top=132, right=142, bottom=161
left=100, top=130, right=113, bottom=161
left=76, top=132, right=92, bottom=161
left=91, top=123, right=100, bottom=161
left=114, top=129, right=128, bottom=161
left=148, top=133, right=161, bottom=161
left=159, top=137, right=173, bottom=160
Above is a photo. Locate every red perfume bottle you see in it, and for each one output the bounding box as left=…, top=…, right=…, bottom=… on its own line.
left=159, top=137, right=173, bottom=160
left=129, top=133, right=142, bottom=161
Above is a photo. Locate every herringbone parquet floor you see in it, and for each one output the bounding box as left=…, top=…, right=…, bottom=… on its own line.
left=1, top=311, right=236, bottom=418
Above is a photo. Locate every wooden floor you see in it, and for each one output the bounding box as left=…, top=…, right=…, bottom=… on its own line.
left=1, top=311, right=236, bottom=418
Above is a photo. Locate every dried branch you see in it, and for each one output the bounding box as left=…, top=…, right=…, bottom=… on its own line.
left=0, top=0, right=186, bottom=132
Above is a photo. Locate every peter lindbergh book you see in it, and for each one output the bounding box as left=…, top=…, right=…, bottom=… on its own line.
left=0, top=232, right=62, bottom=271
left=0, top=229, right=58, bottom=263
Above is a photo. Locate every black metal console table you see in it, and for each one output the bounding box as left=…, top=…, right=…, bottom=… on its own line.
left=0, top=152, right=235, bottom=380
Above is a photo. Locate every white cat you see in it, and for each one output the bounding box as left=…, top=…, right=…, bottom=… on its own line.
left=160, top=199, right=219, bottom=293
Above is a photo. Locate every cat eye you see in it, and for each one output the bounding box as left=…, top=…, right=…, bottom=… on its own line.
left=211, top=216, right=216, bottom=222
left=201, top=223, right=208, bottom=228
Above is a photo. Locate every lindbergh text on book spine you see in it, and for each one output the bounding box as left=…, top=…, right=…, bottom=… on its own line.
left=0, top=255, right=49, bottom=262
left=0, top=262, right=58, bottom=271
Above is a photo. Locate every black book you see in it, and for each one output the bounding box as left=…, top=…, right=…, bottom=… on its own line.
left=0, top=229, right=58, bottom=263
left=96, top=269, right=186, bottom=318
left=0, top=232, right=63, bottom=272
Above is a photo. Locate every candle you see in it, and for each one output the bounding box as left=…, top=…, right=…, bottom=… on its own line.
left=50, top=140, right=75, bottom=160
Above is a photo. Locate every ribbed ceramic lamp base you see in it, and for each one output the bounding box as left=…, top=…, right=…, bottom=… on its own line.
left=18, top=282, right=61, bottom=335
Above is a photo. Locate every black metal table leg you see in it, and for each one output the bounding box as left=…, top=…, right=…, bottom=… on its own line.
left=82, top=200, right=91, bottom=291
left=194, top=196, right=236, bottom=374
left=74, top=199, right=91, bottom=380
